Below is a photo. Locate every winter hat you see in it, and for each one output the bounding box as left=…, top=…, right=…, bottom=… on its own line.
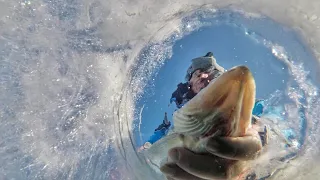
left=185, top=52, right=225, bottom=82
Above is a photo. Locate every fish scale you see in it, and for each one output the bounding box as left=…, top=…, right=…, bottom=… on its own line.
left=143, top=66, right=257, bottom=179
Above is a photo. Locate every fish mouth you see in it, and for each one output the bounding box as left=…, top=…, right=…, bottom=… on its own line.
left=173, top=66, right=256, bottom=137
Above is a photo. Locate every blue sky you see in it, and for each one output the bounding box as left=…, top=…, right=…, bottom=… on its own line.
left=134, top=15, right=317, bottom=146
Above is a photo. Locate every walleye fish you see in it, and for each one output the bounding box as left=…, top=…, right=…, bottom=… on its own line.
left=143, top=65, right=258, bottom=179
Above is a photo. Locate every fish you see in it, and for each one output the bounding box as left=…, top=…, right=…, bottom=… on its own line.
left=143, top=65, right=258, bottom=179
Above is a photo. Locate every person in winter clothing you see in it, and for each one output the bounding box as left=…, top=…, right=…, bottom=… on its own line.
left=161, top=52, right=269, bottom=180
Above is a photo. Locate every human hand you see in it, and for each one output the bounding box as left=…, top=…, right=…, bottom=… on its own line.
left=160, top=128, right=262, bottom=180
